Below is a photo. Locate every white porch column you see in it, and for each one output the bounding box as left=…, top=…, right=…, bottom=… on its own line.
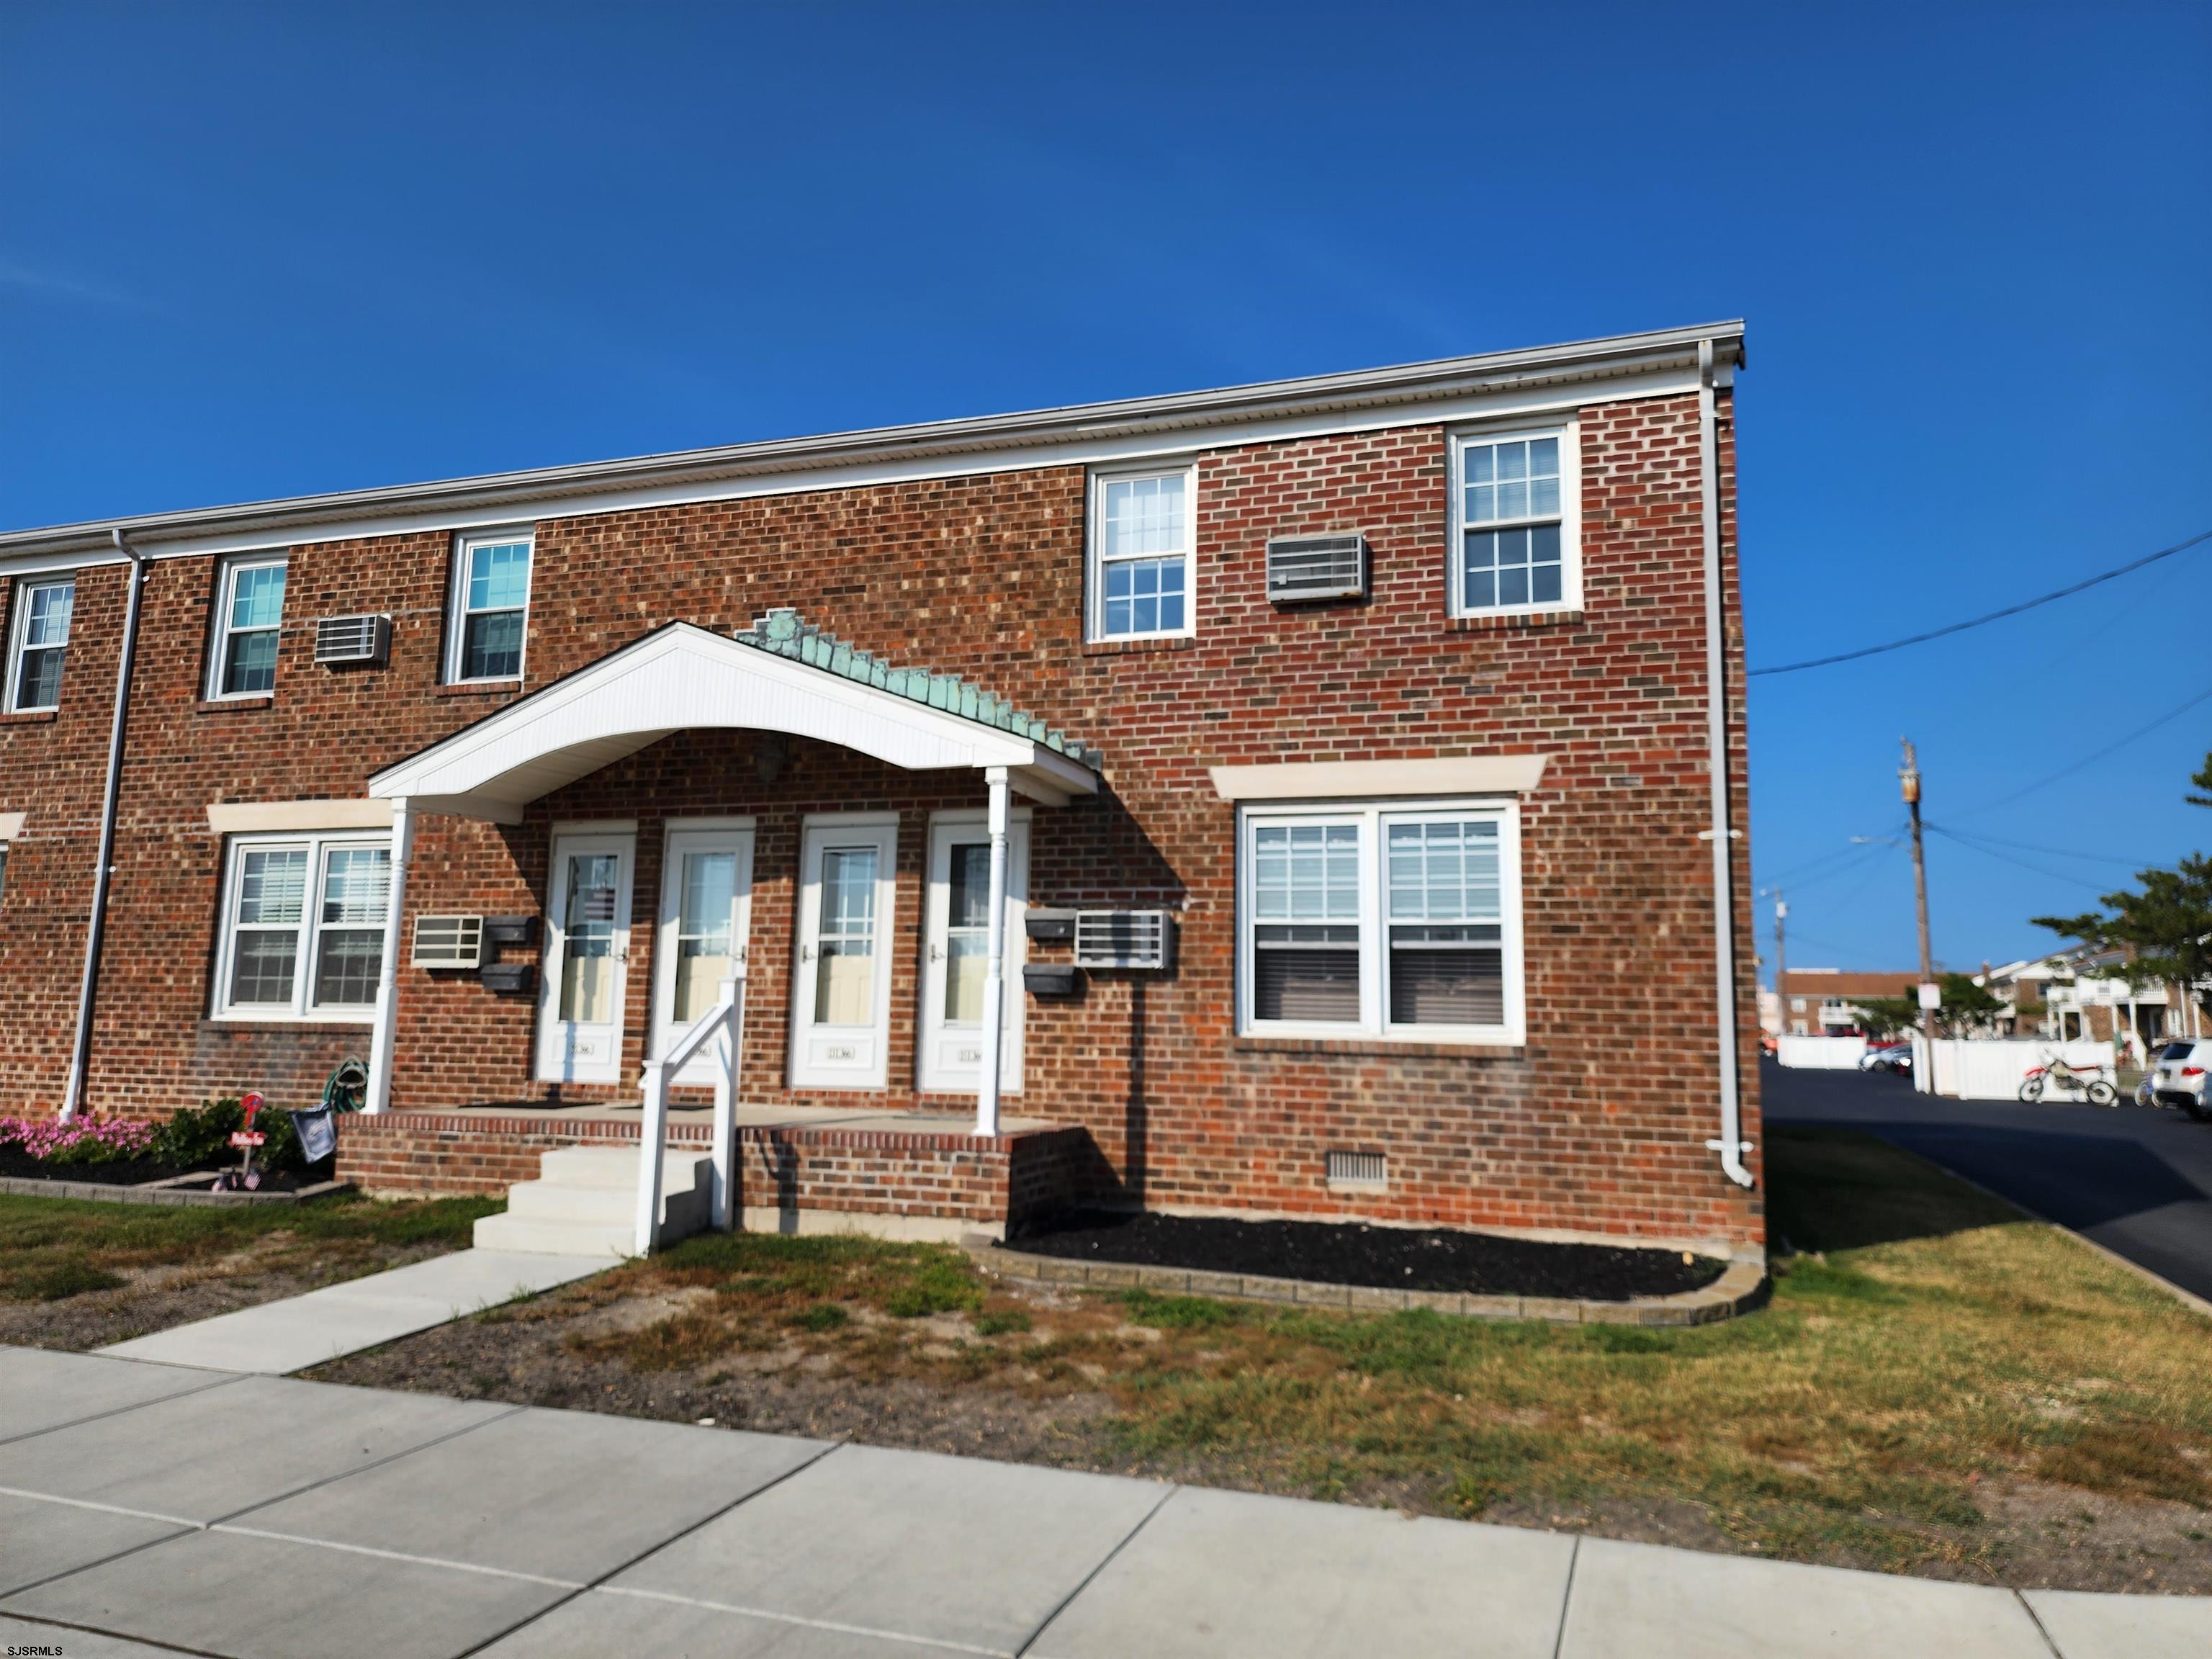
left=975, top=766, right=1011, bottom=1138
left=364, top=796, right=415, bottom=1115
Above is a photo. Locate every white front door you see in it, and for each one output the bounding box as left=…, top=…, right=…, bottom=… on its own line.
left=652, top=824, right=754, bottom=1084
left=918, top=814, right=1027, bottom=1094
left=788, top=817, right=898, bottom=1090
left=537, top=830, right=635, bottom=1084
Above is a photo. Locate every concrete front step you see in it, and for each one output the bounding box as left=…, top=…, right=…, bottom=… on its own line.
left=473, top=1143, right=714, bottom=1259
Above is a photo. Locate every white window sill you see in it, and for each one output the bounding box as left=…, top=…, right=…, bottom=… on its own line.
left=207, top=1011, right=378, bottom=1028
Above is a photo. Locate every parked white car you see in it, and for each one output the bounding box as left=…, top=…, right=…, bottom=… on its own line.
left=2149, top=1038, right=2210, bottom=1120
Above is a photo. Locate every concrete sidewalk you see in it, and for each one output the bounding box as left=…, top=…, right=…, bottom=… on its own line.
left=3, top=1347, right=2206, bottom=1658
left=94, top=1249, right=606, bottom=1375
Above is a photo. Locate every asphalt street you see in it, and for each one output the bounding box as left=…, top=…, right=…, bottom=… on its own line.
left=1763, top=1058, right=2212, bottom=1303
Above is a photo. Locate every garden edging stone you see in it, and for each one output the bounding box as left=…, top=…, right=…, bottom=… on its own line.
left=963, top=1235, right=1771, bottom=1326
left=0, top=1174, right=354, bottom=1208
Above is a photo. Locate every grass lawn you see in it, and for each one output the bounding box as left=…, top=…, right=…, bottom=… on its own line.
left=310, top=1125, right=2212, bottom=1591
left=0, top=1190, right=498, bottom=1351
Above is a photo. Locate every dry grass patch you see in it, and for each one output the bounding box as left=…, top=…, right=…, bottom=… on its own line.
left=520, top=1127, right=2211, bottom=1585
left=0, top=1189, right=499, bottom=1350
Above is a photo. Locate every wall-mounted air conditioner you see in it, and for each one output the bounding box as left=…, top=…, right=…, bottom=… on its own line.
left=412, top=914, right=484, bottom=969
left=314, top=614, right=392, bottom=667
left=1074, top=909, right=1175, bottom=971
left=1265, top=534, right=1368, bottom=604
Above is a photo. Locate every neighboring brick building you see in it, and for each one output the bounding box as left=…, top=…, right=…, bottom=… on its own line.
left=0, top=323, right=1761, bottom=1251
left=1771, top=969, right=1923, bottom=1036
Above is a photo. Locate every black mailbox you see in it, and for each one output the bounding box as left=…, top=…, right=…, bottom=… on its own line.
left=479, top=963, right=536, bottom=996
left=1024, top=908, right=1076, bottom=944
left=482, top=915, right=539, bottom=949
left=1022, top=963, right=1084, bottom=998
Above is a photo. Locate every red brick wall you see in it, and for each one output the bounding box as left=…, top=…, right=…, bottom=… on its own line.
left=1, top=387, right=1761, bottom=1246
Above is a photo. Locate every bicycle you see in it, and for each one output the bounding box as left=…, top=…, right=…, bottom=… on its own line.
left=2018, top=1051, right=2117, bottom=1106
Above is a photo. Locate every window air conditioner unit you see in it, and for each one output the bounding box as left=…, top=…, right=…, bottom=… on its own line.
left=412, top=914, right=484, bottom=969
left=1074, top=909, right=1174, bottom=971
left=1265, top=534, right=1368, bottom=604
left=314, top=613, right=392, bottom=667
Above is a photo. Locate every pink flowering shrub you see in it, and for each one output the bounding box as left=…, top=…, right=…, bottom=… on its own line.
left=0, top=1115, right=159, bottom=1166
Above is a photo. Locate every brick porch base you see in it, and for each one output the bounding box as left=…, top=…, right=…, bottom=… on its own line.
left=336, top=1111, right=1109, bottom=1233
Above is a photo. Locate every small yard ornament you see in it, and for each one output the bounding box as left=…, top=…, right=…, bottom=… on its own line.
left=216, top=1091, right=268, bottom=1191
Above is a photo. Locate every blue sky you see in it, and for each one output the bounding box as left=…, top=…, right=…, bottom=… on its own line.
left=4, top=2, right=2207, bottom=978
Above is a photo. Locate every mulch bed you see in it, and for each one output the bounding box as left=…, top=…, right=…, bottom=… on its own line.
left=1005, top=1210, right=1729, bottom=1300
left=0, top=1150, right=334, bottom=1191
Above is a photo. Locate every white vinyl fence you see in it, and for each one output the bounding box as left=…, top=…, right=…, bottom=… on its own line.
left=1913, top=1038, right=2116, bottom=1102
left=1776, top=1035, right=1868, bottom=1070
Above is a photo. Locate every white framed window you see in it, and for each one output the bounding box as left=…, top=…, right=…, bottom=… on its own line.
left=1087, top=463, right=1196, bottom=642
left=789, top=815, right=899, bottom=1089
left=1450, top=423, right=1580, bottom=617
left=212, top=831, right=392, bottom=1022
left=1236, top=799, right=1524, bottom=1044
left=6, top=576, right=75, bottom=713
left=446, top=529, right=534, bottom=683
left=207, top=557, right=288, bottom=698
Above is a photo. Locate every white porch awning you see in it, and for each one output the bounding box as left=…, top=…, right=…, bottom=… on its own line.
left=367, top=621, right=1100, bottom=819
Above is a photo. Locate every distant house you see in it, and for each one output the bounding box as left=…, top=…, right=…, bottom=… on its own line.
left=1980, top=950, right=2206, bottom=1051
left=1768, top=968, right=1921, bottom=1037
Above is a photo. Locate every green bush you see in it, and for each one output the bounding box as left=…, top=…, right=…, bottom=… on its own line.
left=150, top=1097, right=313, bottom=1174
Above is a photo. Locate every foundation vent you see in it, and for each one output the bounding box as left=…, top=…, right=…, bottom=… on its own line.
left=412, top=914, right=484, bottom=969
left=1266, top=534, right=1369, bottom=604
left=1326, top=1149, right=1388, bottom=1189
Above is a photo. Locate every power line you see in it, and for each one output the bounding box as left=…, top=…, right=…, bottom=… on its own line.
left=1758, top=823, right=1906, bottom=886
left=1749, top=526, right=2212, bottom=677
left=1928, top=824, right=2165, bottom=869
left=1950, top=680, right=2212, bottom=819
left=1923, top=824, right=2112, bottom=889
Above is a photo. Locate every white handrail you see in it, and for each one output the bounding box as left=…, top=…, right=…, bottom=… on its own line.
left=634, top=966, right=745, bottom=1256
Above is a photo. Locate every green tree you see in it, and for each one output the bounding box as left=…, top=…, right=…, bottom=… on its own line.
left=1936, top=971, right=2005, bottom=1035
left=2033, top=750, right=2212, bottom=1018
left=1854, top=996, right=1921, bottom=1039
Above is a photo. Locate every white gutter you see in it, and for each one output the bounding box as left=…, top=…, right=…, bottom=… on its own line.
left=60, top=529, right=151, bottom=1120
left=1698, top=340, right=1754, bottom=1189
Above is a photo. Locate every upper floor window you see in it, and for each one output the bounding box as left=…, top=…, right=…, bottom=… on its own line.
left=212, top=831, right=392, bottom=1022
left=5, top=577, right=74, bottom=713
left=1237, top=800, right=1524, bottom=1044
left=1088, top=465, right=1195, bottom=642
left=1451, top=424, right=1580, bottom=617
left=447, top=529, right=534, bottom=683
left=210, top=557, right=287, bottom=698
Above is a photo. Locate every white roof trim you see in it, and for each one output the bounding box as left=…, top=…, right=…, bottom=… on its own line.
left=1210, top=755, right=1551, bottom=801
left=369, top=624, right=1097, bottom=819
left=0, top=323, right=1744, bottom=571
left=206, top=799, right=395, bottom=834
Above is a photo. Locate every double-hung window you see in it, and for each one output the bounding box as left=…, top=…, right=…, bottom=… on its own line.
left=1238, top=801, right=1523, bottom=1043
left=1452, top=424, right=1579, bottom=616
left=209, top=557, right=287, bottom=697
left=214, top=832, right=392, bottom=1022
left=1089, top=464, right=1195, bottom=641
left=447, top=529, right=534, bottom=682
left=5, top=577, right=74, bottom=713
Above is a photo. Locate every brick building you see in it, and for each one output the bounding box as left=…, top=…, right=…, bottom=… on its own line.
left=0, top=323, right=1761, bottom=1252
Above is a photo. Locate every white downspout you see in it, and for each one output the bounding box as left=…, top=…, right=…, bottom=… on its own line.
left=60, top=529, right=153, bottom=1121
left=1698, top=340, right=1754, bottom=1189
left=364, top=795, right=415, bottom=1115
left=975, top=767, right=1011, bottom=1138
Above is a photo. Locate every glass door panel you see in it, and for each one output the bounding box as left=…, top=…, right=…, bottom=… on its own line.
left=652, top=827, right=753, bottom=1084
left=917, top=816, right=1025, bottom=1094
left=536, top=832, right=634, bottom=1084
left=789, top=820, right=897, bottom=1089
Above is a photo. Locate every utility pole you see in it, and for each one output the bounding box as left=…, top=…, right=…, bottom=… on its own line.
left=1773, top=893, right=1788, bottom=1030
left=1901, top=739, right=1937, bottom=1049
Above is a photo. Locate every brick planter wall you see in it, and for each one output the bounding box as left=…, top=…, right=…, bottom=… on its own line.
left=336, top=1112, right=1099, bottom=1227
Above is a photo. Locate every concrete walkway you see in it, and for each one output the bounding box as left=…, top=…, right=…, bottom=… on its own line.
left=2, top=1347, right=2205, bottom=1658
left=94, top=1250, right=605, bottom=1375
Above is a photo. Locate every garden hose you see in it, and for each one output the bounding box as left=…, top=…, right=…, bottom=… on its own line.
left=322, top=1057, right=368, bottom=1113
